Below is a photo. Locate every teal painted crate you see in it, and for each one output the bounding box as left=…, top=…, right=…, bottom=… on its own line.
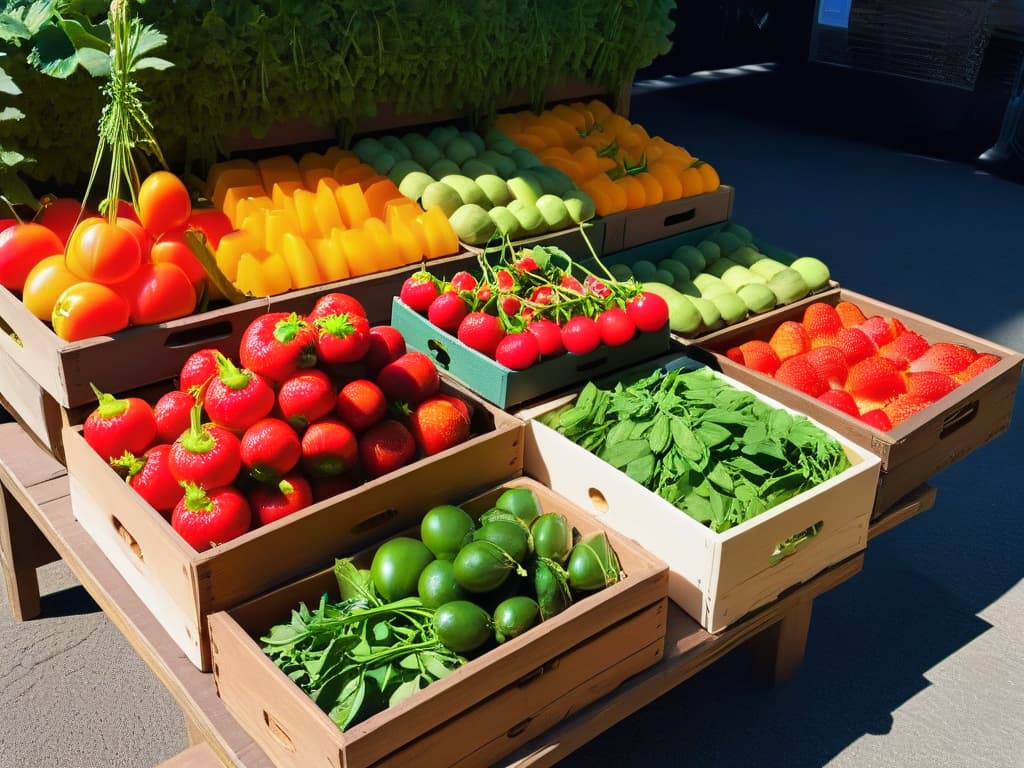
left=391, top=297, right=671, bottom=409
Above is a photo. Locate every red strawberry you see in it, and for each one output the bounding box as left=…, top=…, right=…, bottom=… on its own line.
left=153, top=389, right=195, bottom=444
left=883, top=393, right=933, bottom=427
left=859, top=409, right=893, bottom=431
left=889, top=318, right=908, bottom=338
left=431, top=393, right=473, bottom=423
left=377, top=352, right=440, bottom=405
left=409, top=395, right=472, bottom=456
left=336, top=379, right=388, bottom=432
left=879, top=331, right=930, bottom=369
left=909, top=342, right=977, bottom=376
left=833, top=327, right=877, bottom=365
left=168, top=405, right=241, bottom=489
left=363, top=326, right=407, bottom=374
left=527, top=319, right=565, bottom=357
left=111, top=444, right=183, bottom=515
left=314, top=312, right=371, bottom=364
left=248, top=473, right=313, bottom=526
left=730, top=340, right=781, bottom=376
left=301, top=418, right=359, bottom=477
left=845, top=357, right=907, bottom=405
left=953, top=353, right=1000, bottom=384
left=239, top=418, right=301, bottom=483
left=277, top=369, right=336, bottom=430
left=458, top=312, right=506, bottom=357
left=358, top=419, right=417, bottom=477
left=427, top=292, right=469, bottom=333
left=495, top=268, right=516, bottom=292
left=905, top=371, right=958, bottom=404
left=802, top=303, right=843, bottom=342
left=400, top=272, right=440, bottom=313
left=310, top=474, right=358, bottom=503
left=835, top=301, right=867, bottom=328
left=308, top=292, right=367, bottom=322
left=239, top=312, right=318, bottom=383
left=203, top=352, right=276, bottom=431
left=726, top=346, right=743, bottom=364
left=449, top=271, right=477, bottom=292
left=804, top=346, right=849, bottom=388
left=171, top=484, right=251, bottom=551
left=818, top=389, right=860, bottom=417
left=774, top=355, right=828, bottom=397
left=560, top=273, right=584, bottom=294
left=179, top=348, right=220, bottom=393
left=83, top=386, right=158, bottom=462
left=857, top=316, right=896, bottom=347
left=768, top=321, right=810, bottom=361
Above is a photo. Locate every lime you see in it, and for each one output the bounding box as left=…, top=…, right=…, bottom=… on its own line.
left=493, top=596, right=540, bottom=643
left=417, top=559, right=470, bottom=609
left=420, top=504, right=475, bottom=560
left=473, top=520, right=531, bottom=564
left=370, top=536, right=434, bottom=601
left=493, top=487, right=542, bottom=526
left=452, top=540, right=515, bottom=593
left=531, top=513, right=573, bottom=564
left=433, top=600, right=492, bottom=653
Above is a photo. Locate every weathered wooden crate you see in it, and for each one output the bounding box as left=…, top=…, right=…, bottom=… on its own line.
left=63, top=381, right=524, bottom=671
left=207, top=477, right=668, bottom=768
left=518, top=355, right=881, bottom=632
left=601, top=185, right=735, bottom=254
left=693, top=289, right=1024, bottom=516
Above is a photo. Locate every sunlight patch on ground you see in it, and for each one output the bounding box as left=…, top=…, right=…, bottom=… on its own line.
left=633, top=63, right=777, bottom=95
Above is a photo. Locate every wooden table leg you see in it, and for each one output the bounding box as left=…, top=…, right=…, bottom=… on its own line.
left=0, top=483, right=53, bottom=621
left=747, top=598, right=814, bottom=685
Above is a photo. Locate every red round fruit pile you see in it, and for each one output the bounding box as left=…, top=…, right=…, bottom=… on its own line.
left=726, top=301, right=1000, bottom=431
left=81, top=292, right=476, bottom=551
left=399, top=246, right=669, bottom=371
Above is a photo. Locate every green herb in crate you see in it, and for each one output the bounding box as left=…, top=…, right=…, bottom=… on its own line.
left=540, top=367, right=850, bottom=532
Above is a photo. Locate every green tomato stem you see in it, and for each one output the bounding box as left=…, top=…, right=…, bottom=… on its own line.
left=90, top=383, right=129, bottom=419
left=214, top=350, right=252, bottom=391
left=179, top=399, right=215, bottom=454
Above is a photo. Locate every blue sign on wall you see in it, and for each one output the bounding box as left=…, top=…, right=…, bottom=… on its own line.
left=818, top=0, right=852, bottom=28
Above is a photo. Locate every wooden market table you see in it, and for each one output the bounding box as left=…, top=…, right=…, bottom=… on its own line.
left=0, top=420, right=937, bottom=768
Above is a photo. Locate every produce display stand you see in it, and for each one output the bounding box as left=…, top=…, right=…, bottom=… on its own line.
left=0, top=417, right=936, bottom=767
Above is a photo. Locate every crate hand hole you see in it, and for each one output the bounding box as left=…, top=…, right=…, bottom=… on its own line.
left=769, top=521, right=822, bottom=566
left=587, top=487, right=609, bottom=514
left=111, top=515, right=143, bottom=561
left=940, top=399, right=978, bottom=438
left=351, top=508, right=399, bottom=534
left=427, top=339, right=451, bottom=369
left=263, top=710, right=295, bottom=752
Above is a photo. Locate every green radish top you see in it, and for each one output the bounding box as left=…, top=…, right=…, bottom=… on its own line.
left=178, top=399, right=215, bottom=454
left=214, top=351, right=253, bottom=391
left=89, top=384, right=129, bottom=419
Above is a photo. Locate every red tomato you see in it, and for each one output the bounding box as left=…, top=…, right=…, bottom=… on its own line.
left=51, top=282, right=130, bottom=341
left=561, top=316, right=601, bottom=355
left=137, top=171, right=191, bottom=236
left=185, top=209, right=232, bottom=250
left=626, top=292, right=670, bottom=333
left=21, top=255, right=82, bottom=320
left=0, top=223, right=64, bottom=291
left=120, top=262, right=196, bottom=325
left=0, top=219, right=17, bottom=234
left=115, top=199, right=141, bottom=223
left=151, top=231, right=206, bottom=297
left=66, top=219, right=142, bottom=284
left=495, top=332, right=541, bottom=370
left=596, top=308, right=636, bottom=346
left=37, top=197, right=89, bottom=246
left=115, top=216, right=154, bottom=261
left=527, top=319, right=565, bottom=357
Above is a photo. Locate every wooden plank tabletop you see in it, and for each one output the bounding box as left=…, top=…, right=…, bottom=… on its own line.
left=0, top=420, right=935, bottom=768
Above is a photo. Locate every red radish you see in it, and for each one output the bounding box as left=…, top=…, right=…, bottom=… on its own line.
left=626, top=292, right=669, bottom=332
left=301, top=418, right=359, bottom=477
left=499, top=295, right=521, bottom=316
left=83, top=385, right=158, bottom=462
left=457, top=312, right=505, bottom=357
left=203, top=352, right=275, bottom=431
left=336, top=379, right=388, bottom=432
left=240, top=418, right=302, bottom=483
left=409, top=396, right=471, bottom=456
left=171, top=484, right=251, bottom=551
left=427, top=292, right=469, bottom=332
left=597, top=308, right=636, bottom=347
left=111, top=445, right=183, bottom=515
left=584, top=275, right=612, bottom=298
left=308, top=292, right=367, bottom=322
left=239, top=312, right=318, bottom=383
left=179, top=348, right=220, bottom=393
left=358, top=419, right=417, bottom=477
left=153, top=389, right=196, bottom=444
left=495, top=332, right=541, bottom=370
left=310, top=474, right=358, bottom=502
left=476, top=285, right=492, bottom=303
left=168, top=402, right=241, bottom=489
left=561, top=316, right=601, bottom=355
left=377, top=351, right=440, bottom=405
left=400, top=272, right=440, bottom=312
left=449, top=271, right=477, bottom=292
left=314, top=312, right=371, bottom=364
left=248, top=473, right=313, bottom=526
left=527, top=319, right=565, bottom=357
left=277, top=369, right=336, bottom=430
left=363, top=325, right=407, bottom=373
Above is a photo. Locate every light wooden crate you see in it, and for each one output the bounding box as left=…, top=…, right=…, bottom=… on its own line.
left=64, top=382, right=524, bottom=671
left=207, top=477, right=668, bottom=768
left=601, top=185, right=735, bottom=254
left=694, top=289, right=1024, bottom=516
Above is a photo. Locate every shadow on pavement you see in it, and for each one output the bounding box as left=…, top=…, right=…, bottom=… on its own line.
left=37, top=584, right=101, bottom=619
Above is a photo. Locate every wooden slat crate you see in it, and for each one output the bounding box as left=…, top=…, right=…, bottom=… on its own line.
left=601, top=185, right=735, bottom=254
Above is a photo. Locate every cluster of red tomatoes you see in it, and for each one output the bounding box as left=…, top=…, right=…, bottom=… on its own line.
left=0, top=172, right=231, bottom=341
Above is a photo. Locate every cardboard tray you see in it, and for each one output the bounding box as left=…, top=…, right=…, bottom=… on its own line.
left=692, top=289, right=1024, bottom=516
left=63, top=381, right=524, bottom=671
left=207, top=477, right=669, bottom=768
left=391, top=297, right=671, bottom=410
left=601, top=185, right=735, bottom=254
left=0, top=251, right=475, bottom=411
left=517, top=354, right=881, bottom=633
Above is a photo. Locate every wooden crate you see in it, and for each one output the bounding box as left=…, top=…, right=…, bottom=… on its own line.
left=63, top=382, right=524, bottom=671
left=693, top=289, right=1024, bottom=516
left=0, top=251, right=475, bottom=411
left=207, top=477, right=668, bottom=768
left=519, top=356, right=881, bottom=633
left=601, top=185, right=735, bottom=254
